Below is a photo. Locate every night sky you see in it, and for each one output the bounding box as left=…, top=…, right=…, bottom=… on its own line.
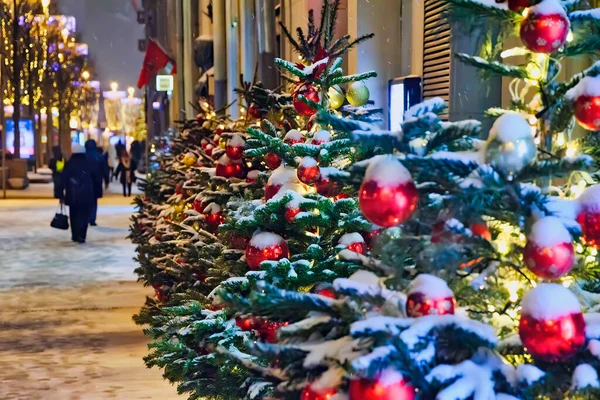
left=59, top=0, right=145, bottom=95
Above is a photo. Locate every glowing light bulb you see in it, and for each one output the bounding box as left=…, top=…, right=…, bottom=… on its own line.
left=566, top=145, right=578, bottom=157
left=591, top=248, right=598, bottom=256
left=81, top=70, right=90, bottom=80
left=567, top=31, right=574, bottom=43
left=506, top=281, right=520, bottom=303
left=556, top=133, right=565, bottom=147
left=110, top=82, right=118, bottom=92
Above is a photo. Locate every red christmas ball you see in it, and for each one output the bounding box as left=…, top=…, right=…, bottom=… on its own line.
left=301, top=385, right=337, bottom=400
left=348, top=370, right=415, bottom=400
left=216, top=155, right=245, bottom=179
left=215, top=126, right=225, bottom=136
left=265, top=152, right=282, bottom=170
left=574, top=94, right=600, bottom=131
left=508, top=0, right=531, bottom=11
left=205, top=144, right=215, bottom=156
left=192, top=199, right=203, bottom=213
left=205, top=211, right=225, bottom=231
left=524, top=217, right=574, bottom=279
left=248, top=103, right=263, bottom=119
left=285, top=207, right=301, bottom=223
left=520, top=8, right=569, bottom=54
left=231, top=234, right=249, bottom=250
left=406, top=274, right=455, bottom=318
left=359, top=156, right=418, bottom=228
left=155, top=285, right=170, bottom=303
left=470, top=221, right=492, bottom=241
left=577, top=185, right=600, bottom=248
left=338, top=233, right=367, bottom=255
left=264, top=183, right=282, bottom=201
left=226, top=134, right=245, bottom=160
left=246, top=170, right=260, bottom=184
left=315, top=168, right=342, bottom=197
left=298, top=157, right=321, bottom=184
left=284, top=129, right=304, bottom=145
left=312, top=130, right=332, bottom=145
left=236, top=316, right=257, bottom=331
left=257, top=320, right=289, bottom=343
left=293, top=85, right=321, bottom=116
left=519, top=284, right=586, bottom=362
left=245, top=232, right=290, bottom=270
left=312, top=283, right=336, bottom=299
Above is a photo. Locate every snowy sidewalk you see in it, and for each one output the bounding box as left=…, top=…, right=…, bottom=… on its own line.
left=0, top=196, right=177, bottom=399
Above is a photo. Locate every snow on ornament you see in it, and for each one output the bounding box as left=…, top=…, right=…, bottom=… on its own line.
left=182, top=152, right=197, bottom=167
left=265, top=152, right=282, bottom=170
left=348, top=369, right=415, bottom=400
left=523, top=216, right=574, bottom=279
left=406, top=274, right=455, bottom=317
left=485, top=112, right=537, bottom=177
left=311, top=282, right=336, bottom=299
left=225, top=134, right=245, bottom=160
left=205, top=143, right=215, bottom=156
left=284, top=129, right=304, bottom=145
left=315, top=167, right=343, bottom=197
left=338, top=232, right=367, bottom=254
left=297, top=157, right=321, bottom=184
left=203, top=203, right=225, bottom=232
left=312, top=130, right=332, bottom=145
left=246, top=169, right=260, bottom=183
left=519, top=0, right=569, bottom=54
left=265, top=166, right=307, bottom=200
left=245, top=232, right=290, bottom=270
left=358, top=155, right=418, bottom=227
left=215, top=154, right=245, bottom=179
left=519, top=284, right=586, bottom=362
left=293, top=84, right=321, bottom=116
left=577, top=185, right=600, bottom=248
left=566, top=75, right=600, bottom=131
left=346, top=81, right=370, bottom=107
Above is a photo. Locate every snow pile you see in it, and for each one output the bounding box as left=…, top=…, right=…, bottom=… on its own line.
left=268, top=166, right=300, bottom=186
left=529, top=0, right=567, bottom=15
left=405, top=97, right=445, bottom=120
left=312, top=130, right=332, bottom=144
left=363, top=155, right=412, bottom=186
left=284, top=129, right=303, bottom=143
left=426, top=360, right=495, bottom=400
left=578, top=185, right=600, bottom=211
left=407, top=274, right=454, bottom=299
left=572, top=364, right=600, bottom=389
left=228, top=134, right=245, bottom=146
left=203, top=202, right=222, bottom=215
left=570, top=8, right=600, bottom=20
left=516, top=364, right=545, bottom=384
left=460, top=165, right=499, bottom=189
left=337, top=233, right=364, bottom=247
left=566, top=75, right=600, bottom=99
left=589, top=339, right=600, bottom=357
left=521, top=284, right=581, bottom=320
left=429, top=149, right=484, bottom=165
left=300, top=336, right=360, bottom=367
left=488, top=112, right=533, bottom=143
left=248, top=232, right=285, bottom=250
left=271, top=189, right=315, bottom=209
left=528, top=216, right=572, bottom=247
left=247, top=170, right=260, bottom=181
left=299, top=156, right=318, bottom=168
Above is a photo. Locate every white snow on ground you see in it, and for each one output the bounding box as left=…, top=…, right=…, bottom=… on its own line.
left=0, top=184, right=138, bottom=289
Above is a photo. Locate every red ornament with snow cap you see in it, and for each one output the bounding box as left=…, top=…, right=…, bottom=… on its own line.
left=293, top=85, right=321, bottom=116
left=519, top=0, right=569, bottom=54
left=348, top=369, right=416, bottom=400
left=215, top=154, right=245, bottom=179
left=567, top=76, right=600, bottom=131
left=406, top=274, right=455, bottom=317
left=311, top=130, right=332, bottom=145
left=203, top=203, right=225, bottom=232
left=301, top=385, right=337, bottom=400
left=265, top=166, right=307, bottom=201
left=265, top=152, right=282, bottom=170
left=524, top=216, right=574, bottom=279
left=577, top=185, right=600, bottom=248
left=245, top=232, right=290, bottom=270
left=297, top=157, right=321, bottom=184
left=284, top=129, right=304, bottom=145
left=246, top=170, right=260, bottom=184
left=359, top=155, right=418, bottom=228
left=519, top=284, right=585, bottom=362
left=338, top=232, right=367, bottom=254
left=226, top=134, right=245, bottom=160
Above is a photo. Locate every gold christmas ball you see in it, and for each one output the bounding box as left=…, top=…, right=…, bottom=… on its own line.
left=173, top=203, right=185, bottom=215
left=328, top=85, right=345, bottom=110
left=182, top=152, right=198, bottom=167
left=192, top=221, right=201, bottom=231
left=219, top=138, right=227, bottom=149
left=346, top=81, right=370, bottom=107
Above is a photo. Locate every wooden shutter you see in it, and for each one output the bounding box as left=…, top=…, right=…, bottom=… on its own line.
left=423, top=0, right=451, bottom=116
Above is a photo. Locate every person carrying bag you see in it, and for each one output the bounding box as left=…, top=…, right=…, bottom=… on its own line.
left=50, top=204, right=69, bottom=230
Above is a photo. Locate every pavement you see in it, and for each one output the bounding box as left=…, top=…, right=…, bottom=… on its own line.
left=0, top=182, right=178, bottom=399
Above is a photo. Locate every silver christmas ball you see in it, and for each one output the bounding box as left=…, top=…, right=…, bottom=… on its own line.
left=485, top=113, right=537, bottom=176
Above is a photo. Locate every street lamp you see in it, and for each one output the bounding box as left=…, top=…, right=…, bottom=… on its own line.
left=127, top=86, right=135, bottom=98
left=82, top=70, right=90, bottom=80
left=110, top=81, right=118, bottom=92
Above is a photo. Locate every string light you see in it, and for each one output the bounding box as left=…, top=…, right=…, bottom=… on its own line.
left=506, top=281, right=520, bottom=303
left=556, top=132, right=565, bottom=146
left=566, top=145, right=578, bottom=157
left=566, top=31, right=574, bottom=43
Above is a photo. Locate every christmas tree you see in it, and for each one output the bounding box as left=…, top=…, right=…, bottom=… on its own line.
left=131, top=0, right=600, bottom=398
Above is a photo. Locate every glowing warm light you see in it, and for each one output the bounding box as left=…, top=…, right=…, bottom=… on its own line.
left=567, top=31, right=574, bottom=43
left=240, top=107, right=246, bottom=114
left=556, top=133, right=565, bottom=147
left=69, top=117, right=78, bottom=129
left=576, top=243, right=584, bottom=253
left=522, top=8, right=529, bottom=17
left=41, top=0, right=51, bottom=8
left=592, top=248, right=598, bottom=256
left=528, top=115, right=537, bottom=125
left=81, top=70, right=90, bottom=80
left=152, top=101, right=161, bottom=110
left=566, top=145, right=578, bottom=158
left=534, top=137, right=541, bottom=145
left=110, top=82, right=119, bottom=92
left=506, top=281, right=520, bottom=303
left=528, top=65, right=541, bottom=80
left=127, top=86, right=135, bottom=97
left=500, top=47, right=529, bottom=58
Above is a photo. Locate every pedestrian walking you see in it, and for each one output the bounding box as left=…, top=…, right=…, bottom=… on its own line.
left=116, top=151, right=137, bottom=197
left=85, top=139, right=110, bottom=226
left=58, top=144, right=100, bottom=243
left=48, top=145, right=65, bottom=199
left=107, top=141, right=118, bottom=181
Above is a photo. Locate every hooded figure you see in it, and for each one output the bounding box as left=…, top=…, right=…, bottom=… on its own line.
left=116, top=150, right=137, bottom=197
left=84, top=139, right=110, bottom=226
left=58, top=144, right=100, bottom=243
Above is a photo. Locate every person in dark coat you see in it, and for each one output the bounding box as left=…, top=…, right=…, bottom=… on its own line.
left=115, top=140, right=126, bottom=160
left=58, top=144, right=100, bottom=243
left=116, top=150, right=137, bottom=197
left=48, top=145, right=65, bottom=199
left=84, top=139, right=110, bottom=226
left=130, top=140, right=142, bottom=165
